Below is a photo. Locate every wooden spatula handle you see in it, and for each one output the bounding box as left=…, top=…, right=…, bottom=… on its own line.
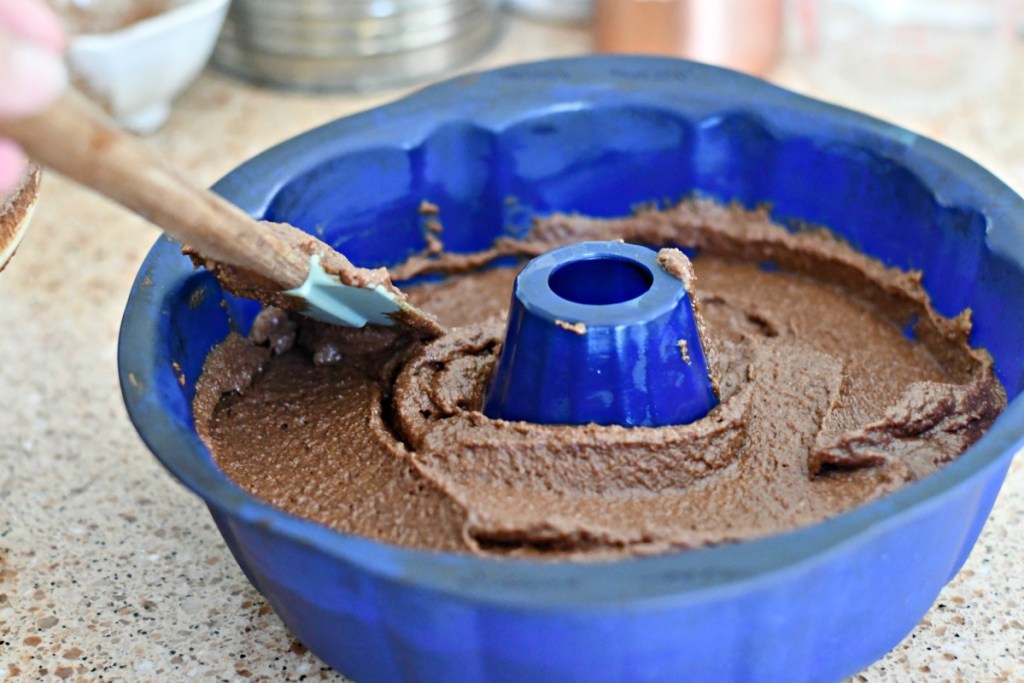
left=0, top=90, right=310, bottom=288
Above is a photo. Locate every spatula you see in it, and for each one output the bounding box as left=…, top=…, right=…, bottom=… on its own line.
left=0, top=89, right=445, bottom=339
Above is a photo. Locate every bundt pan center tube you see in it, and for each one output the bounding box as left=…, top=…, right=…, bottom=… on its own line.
left=118, top=56, right=1024, bottom=682
left=483, top=240, right=719, bottom=426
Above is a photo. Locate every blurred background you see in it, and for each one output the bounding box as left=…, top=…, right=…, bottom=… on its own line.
left=45, top=0, right=1024, bottom=186
left=46, top=1, right=1020, bottom=115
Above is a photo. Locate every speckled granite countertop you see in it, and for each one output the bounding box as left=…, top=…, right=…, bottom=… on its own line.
left=1, top=14, right=1022, bottom=683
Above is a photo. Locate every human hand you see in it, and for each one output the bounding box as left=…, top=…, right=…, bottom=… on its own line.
left=0, top=0, right=67, bottom=194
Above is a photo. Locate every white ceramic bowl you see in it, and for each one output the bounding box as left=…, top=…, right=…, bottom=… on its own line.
left=66, top=0, right=230, bottom=134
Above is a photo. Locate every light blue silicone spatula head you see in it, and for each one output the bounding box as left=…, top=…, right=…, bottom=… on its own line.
left=284, top=254, right=402, bottom=328
left=186, top=219, right=448, bottom=339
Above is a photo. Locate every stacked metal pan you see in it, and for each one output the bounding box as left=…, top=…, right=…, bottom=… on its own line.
left=212, top=0, right=501, bottom=91
left=506, top=0, right=591, bottom=22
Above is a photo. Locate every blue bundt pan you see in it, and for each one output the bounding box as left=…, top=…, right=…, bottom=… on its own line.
left=118, top=57, right=1024, bottom=682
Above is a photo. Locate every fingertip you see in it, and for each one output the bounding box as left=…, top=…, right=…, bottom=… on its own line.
left=0, top=36, right=68, bottom=117
left=36, top=2, right=67, bottom=53
left=0, top=0, right=67, bottom=53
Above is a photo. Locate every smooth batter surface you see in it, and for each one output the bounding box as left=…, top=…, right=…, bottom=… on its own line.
left=193, top=200, right=1005, bottom=558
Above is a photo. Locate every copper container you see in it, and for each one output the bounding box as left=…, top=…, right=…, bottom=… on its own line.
left=594, top=0, right=783, bottom=76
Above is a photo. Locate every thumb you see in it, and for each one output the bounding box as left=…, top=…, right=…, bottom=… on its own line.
left=0, top=27, right=68, bottom=118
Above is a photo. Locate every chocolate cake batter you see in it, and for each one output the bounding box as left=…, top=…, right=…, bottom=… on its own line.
left=1, top=167, right=40, bottom=272
left=193, top=200, right=1005, bottom=558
